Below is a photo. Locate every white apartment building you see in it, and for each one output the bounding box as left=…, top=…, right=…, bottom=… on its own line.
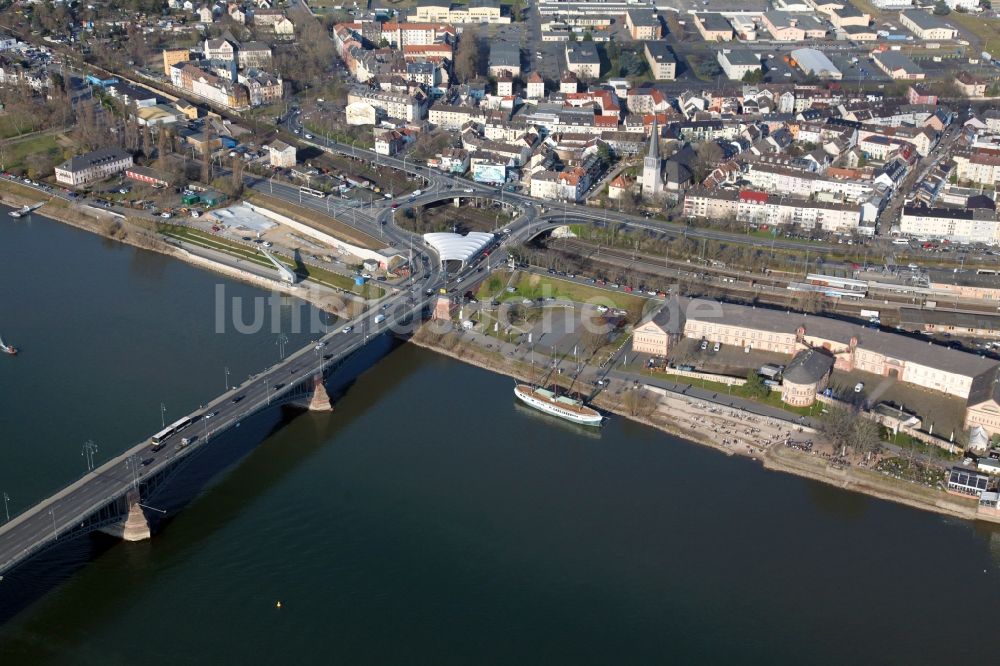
left=410, top=1, right=510, bottom=24
left=55, top=148, right=134, bottom=187
left=717, top=50, right=761, bottom=81
left=900, top=206, right=1000, bottom=245
left=743, top=162, right=874, bottom=202
left=380, top=22, right=455, bottom=47
left=953, top=152, right=1000, bottom=186
left=347, top=89, right=424, bottom=122
left=683, top=189, right=862, bottom=232
left=428, top=105, right=478, bottom=130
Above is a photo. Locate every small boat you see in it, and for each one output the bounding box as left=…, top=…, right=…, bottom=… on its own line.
left=0, top=335, right=17, bottom=356
left=514, top=383, right=602, bottom=427
left=8, top=205, right=30, bottom=219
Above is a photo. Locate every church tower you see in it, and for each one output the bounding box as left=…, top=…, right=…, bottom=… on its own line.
left=641, top=118, right=663, bottom=198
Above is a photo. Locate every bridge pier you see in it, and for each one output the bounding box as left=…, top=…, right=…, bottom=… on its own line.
left=308, top=374, right=333, bottom=412
left=121, top=491, right=151, bottom=542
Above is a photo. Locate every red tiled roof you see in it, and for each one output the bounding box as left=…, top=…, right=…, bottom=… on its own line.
left=739, top=190, right=768, bottom=204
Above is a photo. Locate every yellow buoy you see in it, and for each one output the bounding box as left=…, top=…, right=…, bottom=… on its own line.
left=276, top=601, right=282, bottom=609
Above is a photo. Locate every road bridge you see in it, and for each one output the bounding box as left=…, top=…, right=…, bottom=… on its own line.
left=0, top=282, right=438, bottom=584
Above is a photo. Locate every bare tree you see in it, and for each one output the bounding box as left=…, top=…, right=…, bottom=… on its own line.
left=454, top=27, right=481, bottom=83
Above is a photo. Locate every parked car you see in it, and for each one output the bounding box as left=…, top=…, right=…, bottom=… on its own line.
left=854, top=382, right=864, bottom=393
left=713, top=342, right=721, bottom=352
left=700, top=340, right=709, bottom=351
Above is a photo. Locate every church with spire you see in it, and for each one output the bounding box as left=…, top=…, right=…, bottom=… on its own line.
left=641, top=118, right=664, bottom=199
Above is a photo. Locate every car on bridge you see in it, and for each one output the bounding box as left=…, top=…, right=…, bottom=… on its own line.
left=342, top=325, right=354, bottom=334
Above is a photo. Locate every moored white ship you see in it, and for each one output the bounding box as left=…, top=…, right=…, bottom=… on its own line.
left=513, top=384, right=602, bottom=427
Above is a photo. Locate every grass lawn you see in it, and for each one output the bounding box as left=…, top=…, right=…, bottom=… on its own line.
left=948, top=12, right=1000, bottom=53
left=246, top=192, right=386, bottom=250
left=2, top=134, right=61, bottom=173
left=0, top=178, right=49, bottom=202
left=505, top=272, right=649, bottom=314
left=302, top=121, right=374, bottom=150
left=158, top=224, right=383, bottom=297
left=849, top=0, right=878, bottom=16
left=0, top=115, right=48, bottom=140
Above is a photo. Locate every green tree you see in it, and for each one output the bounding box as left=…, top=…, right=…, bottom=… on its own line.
left=596, top=143, right=612, bottom=165
left=743, top=371, right=770, bottom=399
left=933, top=0, right=951, bottom=14
left=742, top=69, right=765, bottom=84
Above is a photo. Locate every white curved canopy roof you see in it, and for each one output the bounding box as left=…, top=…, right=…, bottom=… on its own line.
left=423, top=232, right=494, bottom=262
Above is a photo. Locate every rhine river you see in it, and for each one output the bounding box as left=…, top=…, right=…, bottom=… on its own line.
left=2, top=211, right=1000, bottom=664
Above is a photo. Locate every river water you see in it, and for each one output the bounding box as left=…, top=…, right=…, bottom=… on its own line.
left=1, top=211, right=1000, bottom=664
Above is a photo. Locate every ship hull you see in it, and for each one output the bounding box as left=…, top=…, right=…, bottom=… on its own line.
left=513, top=385, right=602, bottom=427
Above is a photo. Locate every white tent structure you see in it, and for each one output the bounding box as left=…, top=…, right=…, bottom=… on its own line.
left=969, top=425, right=991, bottom=454
left=423, top=232, right=494, bottom=267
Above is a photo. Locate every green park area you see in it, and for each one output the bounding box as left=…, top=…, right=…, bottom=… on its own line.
left=1, top=133, right=62, bottom=176
left=479, top=271, right=649, bottom=316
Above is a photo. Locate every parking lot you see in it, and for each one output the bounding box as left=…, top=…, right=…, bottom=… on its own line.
left=668, top=337, right=793, bottom=377
left=828, top=368, right=967, bottom=437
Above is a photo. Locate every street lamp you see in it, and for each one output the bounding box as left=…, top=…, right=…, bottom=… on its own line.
left=3, top=492, right=9, bottom=523
left=225, top=366, right=231, bottom=391
left=82, top=440, right=98, bottom=472
left=160, top=402, right=166, bottom=429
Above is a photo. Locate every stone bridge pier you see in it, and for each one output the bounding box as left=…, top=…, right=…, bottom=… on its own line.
left=121, top=490, right=151, bottom=542
left=308, top=374, right=333, bottom=412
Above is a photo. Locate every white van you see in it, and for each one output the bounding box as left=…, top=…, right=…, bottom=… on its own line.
left=374, top=313, right=386, bottom=324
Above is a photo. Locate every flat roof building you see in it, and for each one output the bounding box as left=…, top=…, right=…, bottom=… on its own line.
left=488, top=41, right=521, bottom=76
left=692, top=13, right=734, bottom=42
left=900, top=9, right=958, bottom=41
left=643, top=41, right=676, bottom=81
left=565, top=43, right=600, bottom=79
left=717, top=49, right=761, bottom=81
left=626, top=8, right=661, bottom=40
left=873, top=51, right=925, bottom=80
